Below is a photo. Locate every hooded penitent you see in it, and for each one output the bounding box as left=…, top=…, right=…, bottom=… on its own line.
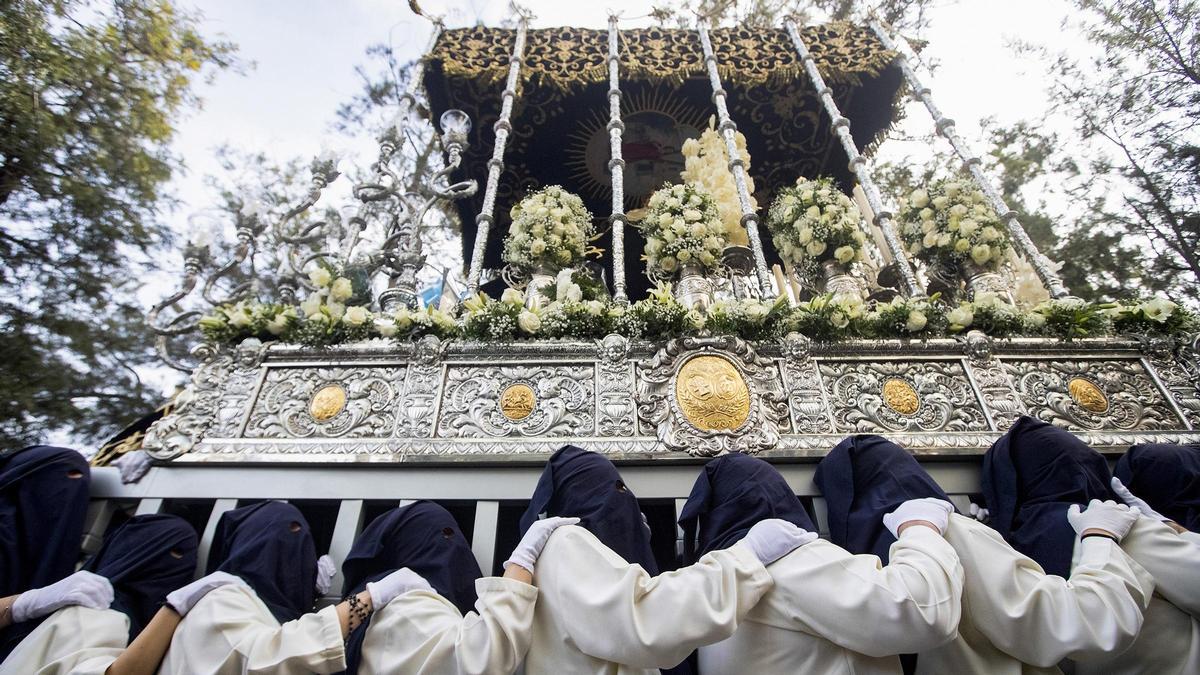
left=1114, top=443, right=1200, bottom=533
left=83, top=514, right=198, bottom=639
left=982, top=416, right=1114, bottom=577
left=519, top=445, right=658, bottom=574
left=677, top=452, right=816, bottom=565
left=0, top=446, right=91, bottom=659
left=815, top=435, right=951, bottom=563
left=340, top=501, right=483, bottom=674
left=207, top=501, right=317, bottom=623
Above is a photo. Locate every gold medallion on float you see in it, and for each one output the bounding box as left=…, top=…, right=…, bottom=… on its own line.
left=882, top=378, right=920, bottom=415
left=500, top=383, right=537, bottom=421
left=309, top=384, right=347, bottom=422
left=675, top=355, right=751, bottom=431
left=1067, top=377, right=1109, bottom=414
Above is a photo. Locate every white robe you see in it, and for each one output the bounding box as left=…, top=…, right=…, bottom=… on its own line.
left=918, top=514, right=1155, bottom=675
left=522, top=524, right=772, bottom=675
left=1074, top=517, right=1200, bottom=675
left=698, top=524, right=963, bottom=675
left=0, top=606, right=127, bottom=675
left=359, top=577, right=537, bottom=675
left=158, top=583, right=345, bottom=675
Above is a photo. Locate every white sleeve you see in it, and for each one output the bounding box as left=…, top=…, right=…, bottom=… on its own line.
left=747, top=527, right=962, bottom=657
left=1180, top=530, right=1200, bottom=546
left=163, top=584, right=346, bottom=675
left=950, top=515, right=1154, bottom=668
left=1121, top=516, right=1200, bottom=618
left=0, top=606, right=127, bottom=675
left=534, top=525, right=772, bottom=669
left=359, top=577, right=538, bottom=675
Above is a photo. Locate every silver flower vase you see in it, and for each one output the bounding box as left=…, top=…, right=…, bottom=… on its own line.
left=962, top=262, right=1014, bottom=303
left=525, top=266, right=556, bottom=310
left=820, top=260, right=865, bottom=302
left=674, top=263, right=714, bottom=310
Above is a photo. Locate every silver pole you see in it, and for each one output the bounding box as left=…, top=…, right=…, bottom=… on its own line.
left=696, top=18, right=773, bottom=295
left=466, top=19, right=529, bottom=295
left=606, top=15, right=629, bottom=304
left=396, top=20, right=444, bottom=142
left=784, top=17, right=924, bottom=298
left=867, top=18, right=1071, bottom=299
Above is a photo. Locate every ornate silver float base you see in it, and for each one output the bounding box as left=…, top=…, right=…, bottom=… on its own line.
left=140, top=331, right=1200, bottom=464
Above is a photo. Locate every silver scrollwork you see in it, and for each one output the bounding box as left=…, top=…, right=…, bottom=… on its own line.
left=819, top=360, right=988, bottom=433
left=597, top=334, right=636, bottom=436
left=1004, top=358, right=1180, bottom=430
left=244, top=366, right=402, bottom=439
left=437, top=364, right=595, bottom=437
left=636, top=336, right=789, bottom=456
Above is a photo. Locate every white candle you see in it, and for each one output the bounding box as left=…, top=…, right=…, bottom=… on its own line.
left=853, top=184, right=892, bottom=264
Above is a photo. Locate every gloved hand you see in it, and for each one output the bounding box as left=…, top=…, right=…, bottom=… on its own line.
left=1111, top=477, right=1167, bottom=522
left=1067, top=499, right=1140, bottom=542
left=12, top=571, right=114, bottom=622
left=969, top=502, right=990, bottom=524
left=315, top=555, right=336, bottom=595
left=113, top=450, right=152, bottom=484
left=366, top=567, right=434, bottom=608
left=504, top=516, right=580, bottom=573
left=741, top=519, right=819, bottom=565
left=883, top=498, right=955, bottom=537
left=165, top=571, right=247, bottom=617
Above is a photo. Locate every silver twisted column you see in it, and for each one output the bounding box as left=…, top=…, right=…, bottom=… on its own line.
left=606, top=15, right=629, bottom=304
left=696, top=19, right=773, bottom=296
left=867, top=18, right=1071, bottom=299
left=784, top=17, right=924, bottom=299
left=466, top=19, right=529, bottom=295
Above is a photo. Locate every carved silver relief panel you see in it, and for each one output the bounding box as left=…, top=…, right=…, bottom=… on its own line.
left=1002, top=358, right=1181, bottom=431
left=597, top=335, right=637, bottom=437
left=817, top=359, right=989, bottom=433
left=436, top=364, right=595, bottom=438
left=779, top=334, right=834, bottom=434
left=243, top=365, right=403, bottom=439
left=636, top=336, right=790, bottom=456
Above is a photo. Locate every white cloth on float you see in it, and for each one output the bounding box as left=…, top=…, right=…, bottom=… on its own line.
left=358, top=577, right=537, bottom=675
left=698, top=524, right=963, bottom=675
left=521, top=524, right=771, bottom=675
left=916, top=513, right=1154, bottom=675
left=158, top=583, right=345, bottom=675
left=1073, top=517, right=1200, bottom=675
left=0, top=606, right=126, bottom=675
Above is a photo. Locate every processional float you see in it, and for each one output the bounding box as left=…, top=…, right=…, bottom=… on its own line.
left=109, top=11, right=1200, bottom=472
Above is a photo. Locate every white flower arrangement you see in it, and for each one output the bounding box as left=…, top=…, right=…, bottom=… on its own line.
left=639, top=183, right=726, bottom=277
left=681, top=125, right=755, bottom=247
left=899, top=179, right=1011, bottom=271
left=766, top=176, right=867, bottom=281
left=502, top=185, right=594, bottom=273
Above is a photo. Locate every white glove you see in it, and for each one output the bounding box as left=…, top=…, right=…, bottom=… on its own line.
left=315, top=554, right=336, bottom=595
left=165, top=571, right=247, bottom=616
left=1067, top=499, right=1140, bottom=542
left=12, top=571, right=114, bottom=622
left=969, top=502, right=990, bottom=524
left=366, top=567, right=434, bottom=608
left=1111, top=477, right=1168, bottom=522
left=504, top=516, right=580, bottom=573
left=883, top=498, right=954, bottom=537
left=113, top=450, right=152, bottom=484
left=741, top=518, right=819, bottom=565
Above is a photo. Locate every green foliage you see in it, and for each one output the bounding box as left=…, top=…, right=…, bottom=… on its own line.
left=1033, top=299, right=1115, bottom=341
left=0, top=0, right=237, bottom=447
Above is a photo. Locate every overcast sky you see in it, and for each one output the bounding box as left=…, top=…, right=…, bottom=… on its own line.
left=136, top=0, right=1084, bottom=398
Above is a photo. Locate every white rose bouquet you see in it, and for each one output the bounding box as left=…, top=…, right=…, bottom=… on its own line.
left=862, top=295, right=944, bottom=338
left=639, top=183, right=726, bottom=278
left=502, top=185, right=594, bottom=273
left=899, top=179, right=1010, bottom=271
left=766, top=176, right=867, bottom=281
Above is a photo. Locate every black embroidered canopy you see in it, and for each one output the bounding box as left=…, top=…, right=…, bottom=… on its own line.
left=423, top=23, right=904, bottom=299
